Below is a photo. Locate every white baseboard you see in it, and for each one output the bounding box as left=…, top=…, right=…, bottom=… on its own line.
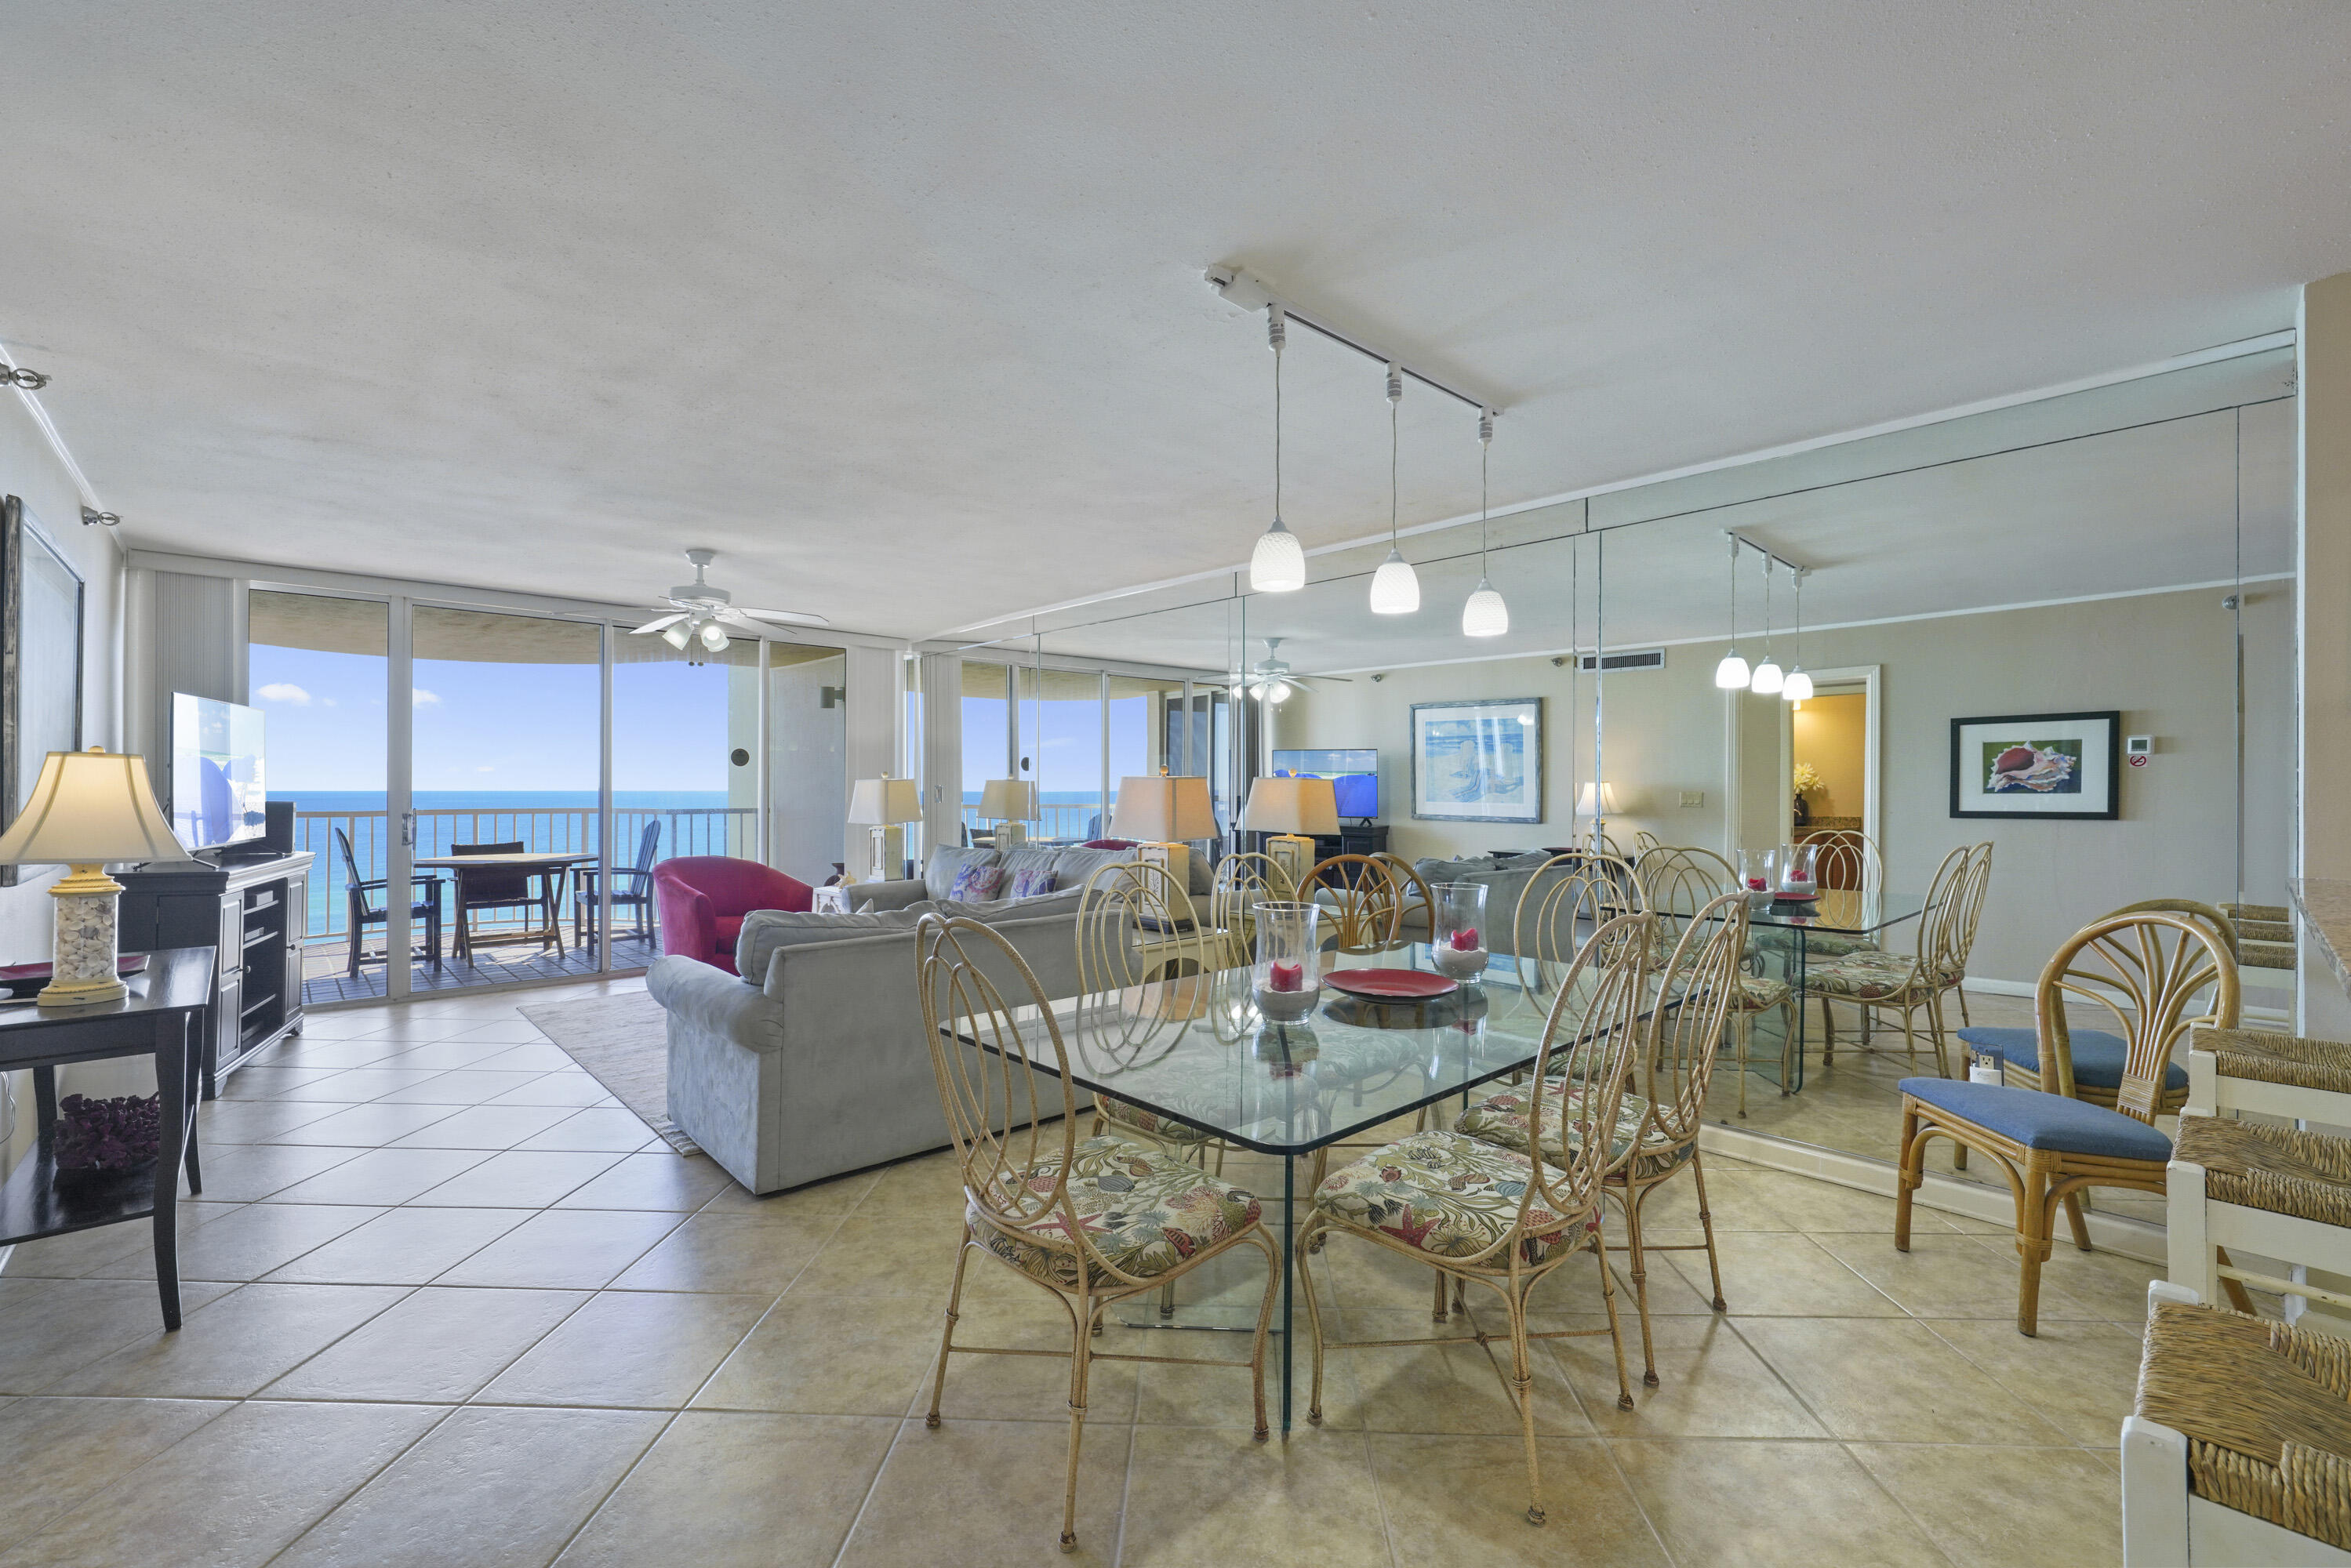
left=1952, top=977, right=2291, bottom=1029
left=1699, top=1120, right=2166, bottom=1265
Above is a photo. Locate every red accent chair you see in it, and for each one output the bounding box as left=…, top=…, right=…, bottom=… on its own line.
left=653, top=857, right=814, bottom=975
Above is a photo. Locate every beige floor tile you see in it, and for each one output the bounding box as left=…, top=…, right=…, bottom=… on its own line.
left=387, top=1102, right=580, bottom=1149
left=1546, top=1312, right=1829, bottom=1439
left=554, top=1411, right=896, bottom=1567
left=285, top=1066, right=452, bottom=1102
left=514, top=1106, right=658, bottom=1152
left=1121, top=1308, right=1332, bottom=1431
left=840, top=1417, right=1130, bottom=1566
left=609, top=1214, right=837, bottom=1294
left=696, top=1167, right=878, bottom=1220
left=1646, top=1230, right=1895, bottom=1318
left=696, top=1290, right=949, bottom=1416
left=432, top=1208, right=685, bottom=1289
left=1117, top=1424, right=1393, bottom=1566
left=1735, top=1316, right=2077, bottom=1444
left=196, top=1098, right=368, bottom=1144
left=1369, top=1432, right=1667, bottom=1563
left=172, top=1143, right=367, bottom=1203
left=87, top=1201, right=385, bottom=1283
left=1337, top=1307, right=1590, bottom=1437
left=2, top=1202, right=239, bottom=1279
left=0, top=1399, right=446, bottom=1568
left=0, top=1279, right=238, bottom=1393
left=478, top=1289, right=769, bottom=1407
left=265, top=1102, right=463, bottom=1147
left=551, top=1151, right=736, bottom=1211
left=463, top=1042, right=581, bottom=1073
left=445, top=1020, right=561, bottom=1043
left=258, top=1145, right=495, bottom=1207
left=1608, top=1438, right=1950, bottom=1568
left=262, top=1285, right=589, bottom=1402
left=859, top=1151, right=972, bottom=1212
left=0, top=1396, right=227, bottom=1551
left=483, top=1071, right=615, bottom=1108
left=262, top=1206, right=530, bottom=1284
left=1851, top=1441, right=2122, bottom=1567
left=374, top=1069, right=557, bottom=1105
left=1922, top=1315, right=2149, bottom=1446
left=784, top=1211, right=966, bottom=1299
left=362, top=1037, right=531, bottom=1072
left=407, top=1149, right=627, bottom=1207
left=2029, top=1243, right=2167, bottom=1321
left=1815, top=1232, right=2111, bottom=1322
left=1625, top=1166, right=1793, bottom=1231
left=274, top=1405, right=664, bottom=1568
left=49, top=1282, right=411, bottom=1399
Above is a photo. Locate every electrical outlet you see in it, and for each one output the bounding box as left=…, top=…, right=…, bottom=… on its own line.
left=1679, top=790, right=1705, bottom=808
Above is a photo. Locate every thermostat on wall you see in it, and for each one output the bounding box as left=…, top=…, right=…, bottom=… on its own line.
left=2125, top=735, right=2153, bottom=757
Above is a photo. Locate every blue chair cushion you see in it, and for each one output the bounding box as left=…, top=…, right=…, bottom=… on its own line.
left=1899, top=1077, right=2172, bottom=1163
left=1954, top=1025, right=2188, bottom=1094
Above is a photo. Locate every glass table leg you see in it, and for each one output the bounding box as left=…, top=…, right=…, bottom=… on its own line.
left=1279, top=1152, right=1295, bottom=1433
left=1793, top=932, right=1808, bottom=1091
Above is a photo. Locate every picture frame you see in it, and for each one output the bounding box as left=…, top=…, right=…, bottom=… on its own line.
left=0, top=498, right=84, bottom=887
left=1949, top=710, right=2119, bottom=820
left=1410, top=697, right=1543, bottom=824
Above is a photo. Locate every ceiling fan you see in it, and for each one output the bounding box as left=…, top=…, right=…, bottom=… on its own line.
left=630, top=550, right=830, bottom=659
left=1231, top=637, right=1346, bottom=703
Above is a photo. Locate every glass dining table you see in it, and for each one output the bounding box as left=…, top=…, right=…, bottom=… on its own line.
left=940, top=944, right=1625, bottom=1432
left=1743, top=890, right=1934, bottom=1091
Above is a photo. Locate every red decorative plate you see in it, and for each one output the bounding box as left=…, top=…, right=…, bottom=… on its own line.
left=1771, top=889, right=1820, bottom=902
left=1324, top=968, right=1458, bottom=1000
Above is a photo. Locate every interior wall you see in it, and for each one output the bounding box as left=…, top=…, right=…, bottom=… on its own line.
left=1275, top=582, right=2291, bottom=988
left=1793, top=692, right=1868, bottom=818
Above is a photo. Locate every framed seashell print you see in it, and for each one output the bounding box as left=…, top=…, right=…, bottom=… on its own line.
left=1949, top=710, right=2120, bottom=820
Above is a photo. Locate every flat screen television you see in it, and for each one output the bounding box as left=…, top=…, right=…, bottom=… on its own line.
left=170, top=693, right=267, bottom=852
left=1270, top=747, right=1379, bottom=819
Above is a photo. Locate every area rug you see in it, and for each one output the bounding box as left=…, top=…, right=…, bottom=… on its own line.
left=518, top=991, right=699, bottom=1155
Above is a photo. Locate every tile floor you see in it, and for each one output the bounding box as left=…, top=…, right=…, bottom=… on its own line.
left=0, top=975, right=2155, bottom=1566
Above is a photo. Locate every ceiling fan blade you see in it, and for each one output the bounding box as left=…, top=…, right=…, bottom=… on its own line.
left=630, top=612, right=689, bottom=635
left=731, top=607, right=834, bottom=628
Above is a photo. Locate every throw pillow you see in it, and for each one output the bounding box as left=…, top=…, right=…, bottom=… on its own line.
left=949, top=862, right=1007, bottom=902
left=855, top=900, right=877, bottom=914
left=1007, top=866, right=1057, bottom=899
left=924, top=845, right=999, bottom=901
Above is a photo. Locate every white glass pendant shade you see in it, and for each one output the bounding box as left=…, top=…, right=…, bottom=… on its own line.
left=1461, top=578, right=1509, bottom=637
left=661, top=622, right=692, bottom=651
left=1250, top=519, right=1306, bottom=593
left=1368, top=548, right=1420, bottom=614
left=1266, top=681, right=1292, bottom=704
left=698, top=621, right=730, bottom=652
left=1713, top=651, right=1750, bottom=689
left=1782, top=668, right=1814, bottom=702
left=1748, top=658, right=1783, bottom=695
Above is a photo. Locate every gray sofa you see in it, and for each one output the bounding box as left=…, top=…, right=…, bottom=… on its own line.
left=645, top=844, right=1137, bottom=1194
left=1399, top=853, right=1574, bottom=953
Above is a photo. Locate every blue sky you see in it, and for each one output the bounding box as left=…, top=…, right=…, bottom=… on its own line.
left=251, top=644, right=743, bottom=793
left=961, top=694, right=1150, bottom=800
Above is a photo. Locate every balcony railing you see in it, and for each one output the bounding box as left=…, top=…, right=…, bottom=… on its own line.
left=293, top=807, right=757, bottom=948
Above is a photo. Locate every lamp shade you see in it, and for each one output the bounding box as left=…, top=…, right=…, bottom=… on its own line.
left=1112, top=776, right=1217, bottom=842
left=1461, top=579, right=1509, bottom=637
left=0, top=749, right=190, bottom=866
left=1713, top=652, right=1750, bottom=689
left=1368, top=548, right=1420, bottom=615
left=1241, top=775, right=1339, bottom=837
left=846, top=777, right=921, bottom=825
left=976, top=779, right=1037, bottom=819
left=1250, top=520, right=1306, bottom=593
left=1574, top=781, right=1622, bottom=818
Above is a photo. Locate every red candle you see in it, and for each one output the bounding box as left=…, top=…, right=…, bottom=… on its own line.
left=1448, top=926, right=1481, bottom=951
left=1267, top=960, right=1304, bottom=993
left=1746, top=877, right=1766, bottom=891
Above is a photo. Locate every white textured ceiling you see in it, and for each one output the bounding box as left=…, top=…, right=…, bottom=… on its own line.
left=3, top=2, right=2346, bottom=637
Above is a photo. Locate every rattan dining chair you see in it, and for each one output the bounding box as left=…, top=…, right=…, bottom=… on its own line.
left=1808, top=844, right=1977, bottom=1076
left=1754, top=828, right=1887, bottom=964
left=1074, top=861, right=1222, bottom=1164
left=1372, top=851, right=1437, bottom=946
left=916, top=914, right=1281, bottom=1554
left=1300, top=911, right=1655, bottom=1526
left=1895, top=909, right=2240, bottom=1334
left=1206, top=851, right=1293, bottom=970
left=1637, top=844, right=1792, bottom=1116
left=1511, top=851, right=1644, bottom=1011
left=1303, top=852, right=1406, bottom=954
left=1459, top=891, right=1750, bottom=1386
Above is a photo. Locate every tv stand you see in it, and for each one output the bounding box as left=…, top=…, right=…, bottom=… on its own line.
left=1254, top=824, right=1387, bottom=864
left=114, top=852, right=312, bottom=1098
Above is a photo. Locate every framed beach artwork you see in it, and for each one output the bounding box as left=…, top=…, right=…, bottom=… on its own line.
left=0, top=498, right=84, bottom=887
left=1410, top=697, right=1543, bottom=824
left=1949, top=710, right=2119, bottom=820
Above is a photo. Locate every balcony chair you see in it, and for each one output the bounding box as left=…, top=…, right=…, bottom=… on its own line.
left=336, top=826, right=441, bottom=978
left=449, top=840, right=565, bottom=963
left=652, top=855, right=813, bottom=975
left=572, top=821, right=661, bottom=957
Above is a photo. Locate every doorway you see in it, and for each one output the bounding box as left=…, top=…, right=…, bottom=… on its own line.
left=1790, top=664, right=1882, bottom=877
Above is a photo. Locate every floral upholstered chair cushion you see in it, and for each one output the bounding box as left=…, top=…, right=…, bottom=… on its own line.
left=1752, top=927, right=1880, bottom=960
left=1314, top=1130, right=1575, bottom=1265
left=1454, top=1082, right=1689, bottom=1181
left=1804, top=949, right=1920, bottom=1000
left=1097, top=1094, right=1217, bottom=1146
left=972, top=1135, right=1259, bottom=1288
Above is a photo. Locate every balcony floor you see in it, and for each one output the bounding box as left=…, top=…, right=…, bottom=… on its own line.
left=302, top=931, right=659, bottom=1006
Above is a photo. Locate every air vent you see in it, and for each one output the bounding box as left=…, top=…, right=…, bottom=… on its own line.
left=1576, top=648, right=1666, bottom=673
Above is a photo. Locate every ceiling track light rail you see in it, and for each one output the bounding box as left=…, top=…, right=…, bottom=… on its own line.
left=2, top=365, right=49, bottom=390
left=1206, top=267, right=1502, bottom=416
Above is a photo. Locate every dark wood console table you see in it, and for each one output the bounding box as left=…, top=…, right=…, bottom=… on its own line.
left=0, top=946, right=216, bottom=1330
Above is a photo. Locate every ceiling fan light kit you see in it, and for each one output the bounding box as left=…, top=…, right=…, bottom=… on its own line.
left=630, top=549, right=830, bottom=663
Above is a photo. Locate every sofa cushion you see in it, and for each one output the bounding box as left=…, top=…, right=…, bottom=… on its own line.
left=1499, top=851, right=1556, bottom=869
left=1000, top=845, right=1060, bottom=880
left=1051, top=845, right=1138, bottom=891
left=735, top=907, right=925, bottom=979
left=1415, top=855, right=1498, bottom=883
left=949, top=862, right=1006, bottom=902
left=911, top=889, right=1088, bottom=927
left=925, top=845, right=999, bottom=901
left=1006, top=866, right=1057, bottom=899
left=1900, top=1078, right=2173, bottom=1162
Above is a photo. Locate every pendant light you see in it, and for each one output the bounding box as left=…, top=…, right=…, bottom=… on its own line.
left=1782, top=568, right=1814, bottom=702
left=1368, top=364, right=1420, bottom=614
left=1461, top=410, right=1508, bottom=637
left=1748, top=552, right=1784, bottom=695
left=1712, top=534, right=1750, bottom=688
left=1248, top=306, right=1306, bottom=593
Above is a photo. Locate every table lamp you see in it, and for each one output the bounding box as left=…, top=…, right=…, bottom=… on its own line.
left=1575, top=781, right=1622, bottom=845
left=1241, top=775, right=1337, bottom=891
left=977, top=778, right=1037, bottom=848
left=847, top=775, right=921, bottom=884
left=0, top=747, right=190, bottom=1006
left=1111, top=776, right=1217, bottom=888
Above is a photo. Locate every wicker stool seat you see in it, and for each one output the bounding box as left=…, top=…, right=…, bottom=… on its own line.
left=2134, top=1292, right=2351, bottom=1555
left=2197, top=1029, right=2351, bottom=1098
left=2174, top=1116, right=2351, bottom=1230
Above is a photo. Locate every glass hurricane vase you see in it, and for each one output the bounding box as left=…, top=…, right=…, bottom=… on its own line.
left=1430, top=881, right=1489, bottom=981
left=1252, top=901, right=1322, bottom=1022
